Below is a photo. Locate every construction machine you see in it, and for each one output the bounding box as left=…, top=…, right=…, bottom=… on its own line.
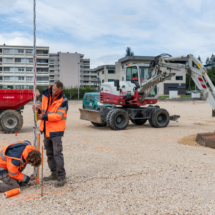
left=79, top=54, right=215, bottom=130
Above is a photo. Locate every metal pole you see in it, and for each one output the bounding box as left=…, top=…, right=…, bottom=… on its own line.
left=33, top=0, right=37, bottom=177
left=78, top=63, right=80, bottom=100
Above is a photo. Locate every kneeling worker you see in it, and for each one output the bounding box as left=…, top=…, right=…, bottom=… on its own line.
left=0, top=140, right=41, bottom=192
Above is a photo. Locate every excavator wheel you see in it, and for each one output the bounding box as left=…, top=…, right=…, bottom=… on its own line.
left=150, top=108, right=169, bottom=128
left=0, top=110, right=23, bottom=134
left=106, top=109, right=115, bottom=128
left=109, top=109, right=129, bottom=130
left=91, top=121, right=107, bottom=127
left=130, top=119, right=147, bottom=125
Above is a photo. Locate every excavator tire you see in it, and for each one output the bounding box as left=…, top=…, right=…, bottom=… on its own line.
left=130, top=119, right=147, bottom=125
left=106, top=109, right=115, bottom=128
left=109, top=109, right=129, bottom=130
left=150, top=108, right=169, bottom=128
left=91, top=121, right=107, bottom=127
left=0, top=110, right=23, bottom=134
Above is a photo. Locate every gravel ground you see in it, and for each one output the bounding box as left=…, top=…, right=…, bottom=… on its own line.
left=1, top=100, right=215, bottom=214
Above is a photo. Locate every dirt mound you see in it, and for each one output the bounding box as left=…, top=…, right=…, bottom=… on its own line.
left=178, top=134, right=200, bottom=147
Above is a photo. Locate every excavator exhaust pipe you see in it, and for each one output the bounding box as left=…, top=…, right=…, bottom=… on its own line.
left=79, top=109, right=103, bottom=124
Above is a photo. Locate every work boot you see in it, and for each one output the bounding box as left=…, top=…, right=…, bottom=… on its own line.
left=43, top=172, right=58, bottom=181
left=54, top=176, right=66, bottom=187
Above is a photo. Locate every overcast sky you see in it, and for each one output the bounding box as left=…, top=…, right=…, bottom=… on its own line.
left=0, top=0, right=214, bottom=68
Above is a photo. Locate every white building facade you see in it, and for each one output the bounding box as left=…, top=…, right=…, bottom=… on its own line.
left=94, top=56, right=186, bottom=95
left=0, top=45, right=49, bottom=89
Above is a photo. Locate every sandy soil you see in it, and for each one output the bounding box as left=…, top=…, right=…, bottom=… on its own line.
left=1, top=100, right=215, bottom=214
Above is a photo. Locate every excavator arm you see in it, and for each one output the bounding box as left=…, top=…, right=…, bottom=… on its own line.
left=138, top=55, right=215, bottom=114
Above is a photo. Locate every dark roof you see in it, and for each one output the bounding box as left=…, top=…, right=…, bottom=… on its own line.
left=118, top=56, right=155, bottom=63
left=93, top=65, right=115, bottom=72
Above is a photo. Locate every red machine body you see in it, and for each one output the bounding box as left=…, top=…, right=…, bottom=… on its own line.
left=100, top=90, right=157, bottom=106
left=0, top=89, right=34, bottom=110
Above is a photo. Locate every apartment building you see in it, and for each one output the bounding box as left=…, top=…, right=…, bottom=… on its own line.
left=49, top=52, right=96, bottom=88
left=0, top=45, right=49, bottom=89
left=95, top=55, right=187, bottom=95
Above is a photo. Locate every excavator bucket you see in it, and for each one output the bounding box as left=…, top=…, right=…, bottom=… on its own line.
left=196, top=132, right=215, bottom=148
left=79, top=109, right=103, bottom=124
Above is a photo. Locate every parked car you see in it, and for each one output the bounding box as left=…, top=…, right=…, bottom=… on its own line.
left=82, top=92, right=114, bottom=110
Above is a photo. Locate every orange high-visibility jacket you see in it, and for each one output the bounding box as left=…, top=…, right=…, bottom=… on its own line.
left=37, top=85, right=68, bottom=137
left=0, top=141, right=36, bottom=183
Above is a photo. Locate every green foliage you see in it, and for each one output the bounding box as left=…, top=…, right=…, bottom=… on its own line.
left=37, top=85, right=98, bottom=100
left=63, top=86, right=98, bottom=100
left=186, top=74, right=195, bottom=90
left=207, top=66, right=215, bottom=85
left=125, top=47, right=134, bottom=56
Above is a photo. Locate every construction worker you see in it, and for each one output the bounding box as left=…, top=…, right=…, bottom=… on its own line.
left=32, top=81, right=68, bottom=187
left=0, top=140, right=41, bottom=193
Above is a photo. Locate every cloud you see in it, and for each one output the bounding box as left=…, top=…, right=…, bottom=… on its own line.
left=0, top=0, right=215, bottom=67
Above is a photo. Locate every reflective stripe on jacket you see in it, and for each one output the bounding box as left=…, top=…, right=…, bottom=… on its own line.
left=0, top=140, right=35, bottom=183
left=37, top=85, right=68, bottom=137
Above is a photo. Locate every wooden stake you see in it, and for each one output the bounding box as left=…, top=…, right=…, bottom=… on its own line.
left=41, top=146, right=44, bottom=197
left=36, top=133, right=40, bottom=185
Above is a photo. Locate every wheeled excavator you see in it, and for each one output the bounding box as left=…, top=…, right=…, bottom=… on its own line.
left=79, top=54, right=215, bottom=130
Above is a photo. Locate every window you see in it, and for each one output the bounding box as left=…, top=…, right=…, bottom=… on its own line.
left=26, top=49, right=33, bottom=54
left=85, top=95, right=89, bottom=100
left=26, top=76, right=33, bottom=81
left=4, top=67, right=13, bottom=72
left=37, top=68, right=48, bottom=72
left=37, top=59, right=48, bottom=64
left=50, top=65, right=54, bottom=68
left=0, top=77, right=2, bottom=80
left=15, top=58, right=25, bottom=63
left=102, top=71, right=104, bottom=74
left=50, top=70, right=54, bottom=73
left=15, top=76, right=25, bottom=81
left=4, top=76, right=14, bottom=81
left=108, top=79, right=114, bottom=82
left=126, top=66, right=138, bottom=82
left=26, top=67, right=33, bottom=72
left=122, top=77, right=124, bottom=81
left=84, top=66, right=89, bottom=69
left=37, top=77, right=49, bottom=81
left=90, top=95, right=94, bottom=102
left=15, top=67, right=24, bottom=72
left=3, top=58, right=13, bottom=63
left=98, top=73, right=99, bottom=76
left=108, top=70, right=115, bottom=74
left=102, top=80, right=104, bottom=83
left=26, top=58, right=33, bottom=63
left=14, top=49, right=24, bottom=54
left=3, top=49, right=13, bottom=54
left=176, top=76, right=183, bottom=80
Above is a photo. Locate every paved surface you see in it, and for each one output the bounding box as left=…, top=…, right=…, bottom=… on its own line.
left=1, top=100, right=215, bottom=214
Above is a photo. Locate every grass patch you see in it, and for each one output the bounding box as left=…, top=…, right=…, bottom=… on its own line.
left=180, top=95, right=191, bottom=98
left=158, top=96, right=169, bottom=98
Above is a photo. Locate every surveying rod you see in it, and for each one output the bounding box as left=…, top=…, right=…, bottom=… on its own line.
left=33, top=0, right=37, bottom=177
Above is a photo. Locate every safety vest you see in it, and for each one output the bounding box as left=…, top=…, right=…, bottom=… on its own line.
left=0, top=140, right=35, bottom=183
left=37, top=85, right=68, bottom=137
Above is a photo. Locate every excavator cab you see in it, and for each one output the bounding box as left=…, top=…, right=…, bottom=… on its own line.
left=126, top=64, right=157, bottom=97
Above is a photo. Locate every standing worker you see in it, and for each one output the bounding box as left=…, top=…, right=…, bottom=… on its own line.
left=0, top=140, right=41, bottom=192
left=33, top=81, right=68, bottom=187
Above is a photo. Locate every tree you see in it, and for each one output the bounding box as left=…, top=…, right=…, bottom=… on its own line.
left=197, top=56, right=202, bottom=63
left=125, top=47, right=134, bottom=56
left=207, top=66, right=215, bottom=85
left=206, top=57, right=210, bottom=64
left=210, top=54, right=215, bottom=63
